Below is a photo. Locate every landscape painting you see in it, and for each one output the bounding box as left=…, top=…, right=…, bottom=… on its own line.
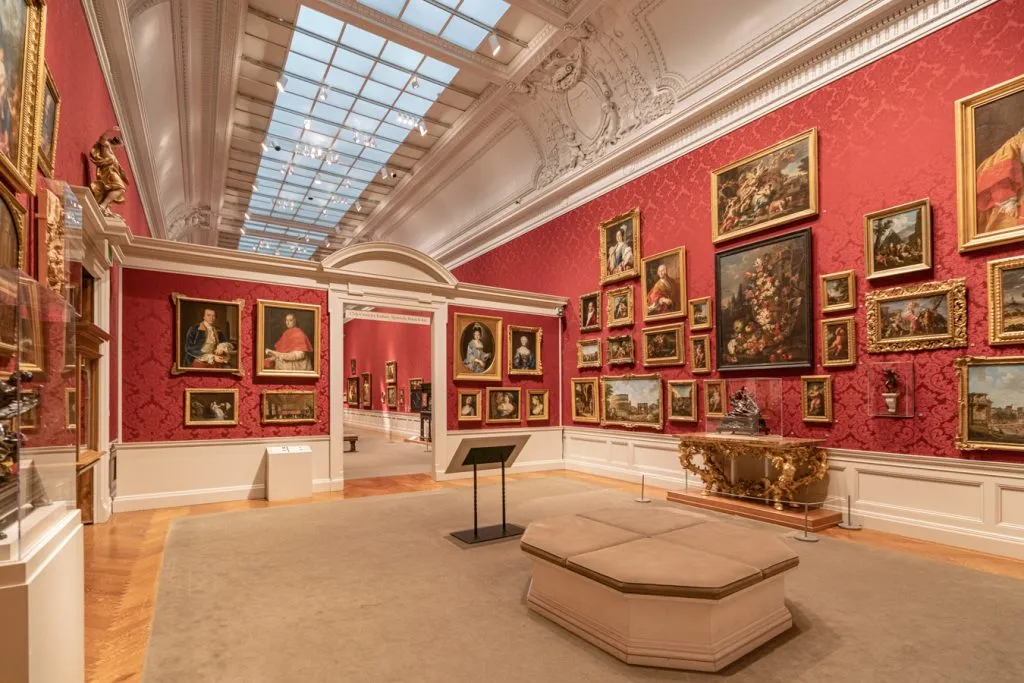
left=668, top=380, right=697, bottom=423
left=577, top=339, right=601, bottom=368
left=988, top=255, right=1024, bottom=345
left=956, top=356, right=1024, bottom=451
left=821, top=270, right=856, bottom=313
left=865, top=199, right=932, bottom=280
left=642, top=324, right=683, bottom=367
left=601, top=374, right=662, bottom=429
left=571, top=377, right=599, bottom=424
left=866, top=278, right=968, bottom=352
left=689, top=297, right=711, bottom=330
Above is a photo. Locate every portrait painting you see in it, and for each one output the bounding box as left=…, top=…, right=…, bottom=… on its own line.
left=17, top=277, right=42, bottom=373
left=184, top=388, right=239, bottom=427
left=667, top=380, right=697, bottom=423
left=712, top=129, right=818, bottom=243
left=642, top=247, right=686, bottom=322
left=386, top=385, right=398, bottom=409
left=606, top=334, right=635, bottom=366
left=688, top=297, right=711, bottom=331
left=256, top=299, right=320, bottom=378
left=956, top=356, right=1024, bottom=452
left=866, top=278, right=968, bottom=353
left=349, top=358, right=356, bottom=375
left=261, top=390, right=316, bottom=424
left=988, top=255, right=1024, bottom=345
left=821, top=317, right=856, bottom=369
left=508, top=324, right=542, bottom=376
left=601, top=374, right=662, bottom=429
left=715, top=229, right=812, bottom=370
left=689, top=334, right=711, bottom=374
left=577, top=339, right=601, bottom=369
left=605, top=286, right=633, bottom=328
left=385, top=360, right=397, bottom=384
left=409, top=378, right=424, bottom=412
left=0, top=182, right=25, bottom=271
left=0, top=0, right=46, bottom=194
left=956, top=74, right=1024, bottom=252
left=599, top=207, right=641, bottom=285
left=642, top=324, right=683, bottom=367
left=37, top=66, right=60, bottom=178
left=820, top=270, right=856, bottom=314
left=360, top=372, right=372, bottom=409
left=704, top=380, right=726, bottom=418
left=453, top=313, right=502, bottom=381
left=579, top=291, right=601, bottom=332
left=527, top=390, right=549, bottom=421
left=801, top=376, right=833, bottom=423
left=457, top=389, right=481, bottom=422
left=172, top=293, right=243, bottom=376
left=346, top=376, right=358, bottom=405
left=486, top=387, right=521, bottom=424
left=65, top=387, right=77, bottom=429
left=571, top=377, right=599, bottom=424
left=865, top=199, right=932, bottom=280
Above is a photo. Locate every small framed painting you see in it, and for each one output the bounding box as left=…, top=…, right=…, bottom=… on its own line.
left=184, top=388, right=239, bottom=427
left=65, top=387, right=77, bottom=430
left=17, top=388, right=40, bottom=431
left=486, top=387, right=521, bottom=424
left=527, top=390, right=549, bottom=421
left=457, top=389, right=481, bottom=422
left=821, top=317, right=856, bottom=368
left=865, top=199, right=932, bottom=280
left=385, top=360, right=397, bottom=385
left=605, top=286, right=634, bottom=329
left=256, top=299, right=321, bottom=379
left=606, top=334, right=635, bottom=366
left=955, top=356, right=1024, bottom=452
left=571, top=377, right=600, bottom=424
left=261, top=390, right=316, bottom=424
left=667, top=380, right=697, bottom=423
left=641, top=247, right=686, bottom=322
left=689, top=334, right=711, bottom=374
left=386, top=385, right=398, bottom=409
left=642, top=324, right=683, bottom=367
left=349, top=359, right=356, bottom=375
left=599, top=207, right=640, bottom=285
left=345, top=376, right=359, bottom=405
left=577, top=339, right=602, bottom=369
left=601, top=374, right=662, bottom=429
left=409, top=378, right=424, bottom=412
left=865, top=278, right=968, bottom=353
left=987, top=254, right=1024, bottom=345
left=453, top=313, right=503, bottom=381
left=508, top=324, right=542, bottom=376
left=18, top=278, right=44, bottom=373
left=579, top=291, right=601, bottom=332
left=360, top=372, right=372, bottom=409
left=172, top=293, right=244, bottom=376
left=820, top=270, right=856, bottom=314
left=801, top=375, right=833, bottom=423
left=688, top=297, right=711, bottom=331
left=704, top=380, right=726, bottom=418
left=0, top=184, right=26, bottom=271
left=37, top=66, right=61, bottom=178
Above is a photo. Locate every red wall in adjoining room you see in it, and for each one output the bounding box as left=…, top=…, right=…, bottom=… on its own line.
left=121, top=269, right=329, bottom=442
left=453, top=0, right=1024, bottom=461
left=344, top=315, right=431, bottom=413
left=109, top=262, right=120, bottom=441
left=447, top=306, right=562, bottom=431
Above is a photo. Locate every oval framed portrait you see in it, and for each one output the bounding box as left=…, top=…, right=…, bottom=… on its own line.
left=453, top=313, right=502, bottom=381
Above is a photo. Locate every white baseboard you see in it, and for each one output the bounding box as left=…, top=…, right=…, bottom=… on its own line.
left=435, top=458, right=565, bottom=481
left=113, top=484, right=266, bottom=513
left=344, top=408, right=421, bottom=438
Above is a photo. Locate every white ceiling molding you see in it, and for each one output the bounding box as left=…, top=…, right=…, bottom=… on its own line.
left=344, top=309, right=431, bottom=325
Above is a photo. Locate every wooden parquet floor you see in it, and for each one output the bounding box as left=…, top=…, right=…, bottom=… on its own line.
left=84, top=471, right=1024, bottom=683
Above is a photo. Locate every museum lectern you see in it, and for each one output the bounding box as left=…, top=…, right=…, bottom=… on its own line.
left=446, top=434, right=530, bottom=545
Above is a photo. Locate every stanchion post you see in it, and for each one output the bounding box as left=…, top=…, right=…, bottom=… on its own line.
left=793, top=502, right=819, bottom=543
left=635, top=474, right=652, bottom=503
left=837, top=494, right=862, bottom=530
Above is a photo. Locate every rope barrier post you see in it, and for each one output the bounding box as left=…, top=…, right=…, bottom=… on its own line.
left=837, top=494, right=862, bottom=530
left=792, top=502, right=819, bottom=543
left=634, top=474, right=652, bottom=504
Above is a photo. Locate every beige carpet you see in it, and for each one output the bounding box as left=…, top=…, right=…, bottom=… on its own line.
left=342, top=426, right=433, bottom=479
left=143, top=478, right=1024, bottom=683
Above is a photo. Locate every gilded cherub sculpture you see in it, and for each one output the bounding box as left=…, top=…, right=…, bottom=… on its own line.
left=89, top=128, right=129, bottom=216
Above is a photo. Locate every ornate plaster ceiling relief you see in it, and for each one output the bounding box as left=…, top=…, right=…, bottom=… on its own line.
left=165, top=204, right=213, bottom=242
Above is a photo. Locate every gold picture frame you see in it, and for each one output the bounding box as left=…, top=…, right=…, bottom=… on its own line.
left=703, top=380, right=726, bottom=418
left=17, top=277, right=43, bottom=373
left=386, top=385, right=398, bottom=409
left=865, top=278, right=968, bottom=353
left=65, top=387, right=76, bottom=430
left=507, top=324, right=542, bottom=376
left=485, top=387, right=521, bottom=424
left=641, top=247, right=687, bottom=322
left=526, top=390, right=549, bottom=421
left=17, top=388, right=39, bottom=431
left=865, top=199, right=932, bottom=280
left=688, top=296, right=712, bottom=331
left=955, top=73, right=1024, bottom=252
left=577, top=339, right=602, bottom=369
left=955, top=355, right=1024, bottom=452
left=360, top=372, right=372, bottom=409
left=345, top=376, right=358, bottom=405
left=184, top=388, right=239, bottom=427
left=256, top=299, right=321, bottom=379
left=571, top=377, right=600, bottom=424
left=599, top=207, right=641, bottom=285
left=821, top=316, right=856, bottom=368
left=37, top=65, right=60, bottom=178
left=579, top=291, right=601, bottom=332
left=261, top=390, right=316, bottom=424
left=605, top=286, right=634, bottom=328
left=385, top=360, right=397, bottom=384
left=820, top=270, right=856, bottom=314
left=711, top=129, right=818, bottom=244
left=642, top=324, right=683, bottom=367
left=600, top=373, right=663, bottom=430
left=453, top=313, right=502, bottom=381
left=457, top=389, right=482, bottom=422
left=801, top=375, right=833, bottom=423
left=987, top=254, right=1024, bottom=345
left=689, top=334, right=711, bottom=374
left=0, top=1, right=47, bottom=195
left=0, top=182, right=27, bottom=270
left=667, top=380, right=697, bottom=423
left=606, top=334, right=635, bottom=366
left=172, top=293, right=244, bottom=377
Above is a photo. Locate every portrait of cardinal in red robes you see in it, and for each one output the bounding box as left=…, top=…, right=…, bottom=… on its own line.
left=264, top=313, right=314, bottom=372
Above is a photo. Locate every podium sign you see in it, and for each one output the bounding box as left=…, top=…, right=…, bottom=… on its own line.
left=447, top=435, right=530, bottom=545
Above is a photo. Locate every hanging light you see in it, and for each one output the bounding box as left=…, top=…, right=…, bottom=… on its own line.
left=260, top=140, right=268, bottom=152
left=303, top=119, right=311, bottom=130
left=379, top=166, right=388, bottom=179
left=355, top=201, right=362, bottom=212
left=276, top=75, right=288, bottom=92
left=240, top=227, right=246, bottom=235
left=244, top=211, right=251, bottom=220
left=317, top=86, right=328, bottom=101
left=410, top=75, right=420, bottom=89
left=252, top=182, right=258, bottom=191
left=418, top=121, right=428, bottom=136
left=487, top=32, right=501, bottom=57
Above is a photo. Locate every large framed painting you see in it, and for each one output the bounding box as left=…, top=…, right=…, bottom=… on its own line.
left=486, top=387, right=521, bottom=424
left=184, top=388, right=239, bottom=427
left=261, top=390, right=316, bottom=424
left=820, top=270, right=856, bottom=314
left=37, top=66, right=60, bottom=178
left=821, top=316, right=856, bottom=369
left=0, top=182, right=26, bottom=270
left=642, top=324, right=683, bottom=367
left=577, top=339, right=601, bottom=369
left=988, top=255, right=1024, bottom=345
left=360, top=372, right=372, bottom=409
left=579, top=291, right=601, bottom=332
left=711, top=129, right=818, bottom=244
left=600, top=374, right=662, bottom=430
left=571, top=377, right=599, bottom=424
left=715, top=229, right=813, bottom=371
left=605, top=286, right=633, bottom=329
left=801, top=375, right=833, bottom=423
left=955, top=356, right=1024, bottom=452
left=172, top=293, right=244, bottom=376
left=0, top=1, right=46, bottom=195
left=457, top=389, right=481, bottom=422
left=453, top=313, right=502, bottom=381
left=345, top=376, right=358, bottom=405
left=507, top=324, right=542, bottom=376
left=256, top=299, right=320, bottom=378
left=865, top=199, right=932, bottom=280
left=688, top=297, right=711, bottom=331
left=865, top=278, right=968, bottom=353
left=956, top=74, right=1024, bottom=252
left=641, top=247, right=686, bottom=322
left=599, top=207, right=640, bottom=285
left=606, top=334, right=634, bottom=366
left=527, top=390, right=549, bottom=421
left=667, top=380, right=697, bottom=423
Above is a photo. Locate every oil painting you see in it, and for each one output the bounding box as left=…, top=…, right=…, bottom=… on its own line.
left=385, top=360, right=397, bottom=384
left=409, top=378, right=424, bottom=412
left=704, top=380, right=725, bottom=418
left=257, top=299, right=320, bottom=378
left=386, top=385, right=397, bottom=409
left=577, top=339, right=601, bottom=369
left=821, top=317, right=856, bottom=368
left=667, top=380, right=697, bottom=423
left=715, top=229, right=812, bottom=371
left=0, top=1, right=46, bottom=194
left=17, top=277, right=43, bottom=373
left=601, top=374, right=662, bottom=429
left=579, top=291, right=601, bottom=332
left=820, top=270, right=856, bottom=314
left=688, top=297, right=711, bottom=331
left=642, top=324, right=683, bottom=367
left=0, top=182, right=25, bottom=270
left=65, top=387, right=76, bottom=429
left=346, top=376, right=358, bottom=405
left=866, top=278, right=968, bottom=353
left=689, top=334, right=711, bottom=374
left=605, top=286, right=633, bottom=328
left=453, top=313, right=502, bottom=381
left=172, top=293, right=243, bottom=376
left=571, top=377, right=599, bottom=424
left=801, top=375, right=833, bottom=423
left=184, top=388, right=239, bottom=427
left=642, top=247, right=686, bottom=322
left=360, top=372, right=372, bottom=409
left=712, top=129, right=818, bottom=243
left=606, top=334, right=634, bottom=366
left=865, top=199, right=932, bottom=280
left=527, top=390, right=549, bottom=421
left=508, top=325, right=542, bottom=376
left=38, top=66, right=60, bottom=178
left=988, top=255, right=1024, bottom=345
left=457, top=389, right=481, bottom=422
left=599, top=208, right=640, bottom=285
left=956, top=356, right=1024, bottom=452
left=261, top=390, right=316, bottom=424
left=486, top=387, right=521, bottom=424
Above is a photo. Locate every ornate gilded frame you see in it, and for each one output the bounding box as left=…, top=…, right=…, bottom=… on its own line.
left=17, top=276, right=43, bottom=373
left=37, top=64, right=60, bottom=178
left=820, top=270, right=856, bottom=314
left=452, top=313, right=503, bottom=382
left=571, top=377, right=600, bottom=424
left=255, top=299, right=321, bottom=379
left=689, top=334, right=711, bottom=374
left=485, top=386, right=521, bottom=424
left=261, top=390, right=316, bottom=424
left=456, top=389, right=482, bottom=422
left=386, top=385, right=398, bottom=409
left=576, top=339, right=602, bottom=369
left=864, top=198, right=932, bottom=280
left=801, top=375, right=833, bottom=423
left=642, top=324, right=683, bottom=367
left=507, top=324, right=542, bottom=376
left=65, top=386, right=76, bottom=429
left=703, top=379, right=726, bottom=418
left=600, top=373, right=663, bottom=430
left=184, top=388, right=239, bottom=427
left=606, top=334, right=635, bottom=366
left=598, top=207, right=641, bottom=285
left=711, top=128, right=818, bottom=244
left=384, top=360, right=397, bottom=384
left=579, top=291, right=601, bottom=332
left=688, top=296, right=712, bottom=331
left=0, top=0, right=46, bottom=195
left=987, top=254, right=1024, bottom=345
left=16, top=388, right=39, bottom=431
left=605, top=286, right=633, bottom=328
left=0, top=182, right=26, bottom=270
left=641, top=246, right=687, bottom=322
left=955, top=73, right=1024, bottom=252
left=865, top=278, right=968, bottom=353
left=955, top=356, right=1024, bottom=452
left=171, top=293, right=245, bottom=377
left=345, top=376, right=359, bottom=405
left=667, top=380, right=697, bottom=423
left=526, top=390, right=549, bottom=421
left=821, top=316, right=856, bottom=369
left=360, top=372, right=372, bottom=409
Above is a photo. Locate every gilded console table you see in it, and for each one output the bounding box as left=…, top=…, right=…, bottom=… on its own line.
left=678, top=433, right=827, bottom=510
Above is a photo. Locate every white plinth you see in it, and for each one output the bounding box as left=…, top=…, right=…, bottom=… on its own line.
left=265, top=445, right=313, bottom=501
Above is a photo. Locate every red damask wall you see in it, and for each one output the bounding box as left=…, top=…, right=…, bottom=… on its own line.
left=453, top=0, right=1024, bottom=461
left=344, top=315, right=431, bottom=413
left=121, top=269, right=329, bottom=442
left=109, top=262, right=120, bottom=441
left=447, top=306, right=562, bottom=430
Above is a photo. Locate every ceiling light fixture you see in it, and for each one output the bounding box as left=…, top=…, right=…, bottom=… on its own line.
left=317, top=86, right=328, bottom=102
left=261, top=141, right=268, bottom=152
left=487, top=32, right=501, bottom=57
left=252, top=182, right=258, bottom=191
left=244, top=212, right=251, bottom=220
left=418, top=121, right=428, bottom=136
left=276, top=75, right=288, bottom=92
left=380, top=167, right=388, bottom=179
left=240, top=227, right=246, bottom=235
left=355, top=201, right=362, bottom=212
left=303, top=119, right=311, bottom=130
left=410, top=75, right=420, bottom=89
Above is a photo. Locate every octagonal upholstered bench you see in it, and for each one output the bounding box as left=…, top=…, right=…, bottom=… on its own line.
left=520, top=506, right=799, bottom=672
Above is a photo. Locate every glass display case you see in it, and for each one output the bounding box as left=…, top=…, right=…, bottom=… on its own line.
left=704, top=377, right=785, bottom=436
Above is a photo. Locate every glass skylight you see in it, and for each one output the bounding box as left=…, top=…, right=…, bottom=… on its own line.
left=355, top=0, right=511, bottom=51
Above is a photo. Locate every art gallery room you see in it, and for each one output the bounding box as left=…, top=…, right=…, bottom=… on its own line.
left=6, top=0, right=1024, bottom=681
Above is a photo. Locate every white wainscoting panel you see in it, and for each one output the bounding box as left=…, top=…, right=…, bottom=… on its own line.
left=440, top=427, right=564, bottom=480
left=344, top=408, right=421, bottom=439
left=563, top=428, right=691, bottom=490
